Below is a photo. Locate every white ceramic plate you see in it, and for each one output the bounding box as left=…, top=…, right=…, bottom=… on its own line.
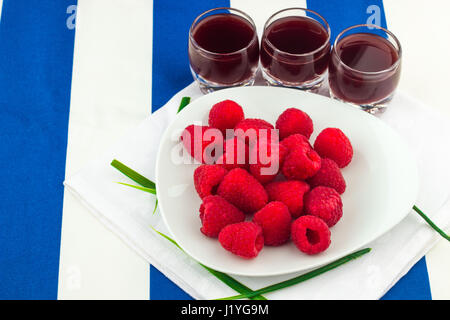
left=155, top=86, right=419, bottom=277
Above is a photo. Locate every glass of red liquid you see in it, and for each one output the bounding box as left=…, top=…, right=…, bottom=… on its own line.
left=189, top=8, right=259, bottom=93
left=328, top=24, right=402, bottom=113
left=260, top=8, right=331, bottom=91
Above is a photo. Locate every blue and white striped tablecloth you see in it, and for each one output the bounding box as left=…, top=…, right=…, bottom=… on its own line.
left=0, top=0, right=448, bottom=299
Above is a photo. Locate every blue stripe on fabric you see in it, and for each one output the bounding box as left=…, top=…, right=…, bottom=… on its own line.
left=307, top=0, right=387, bottom=44
left=151, top=0, right=230, bottom=112
left=307, top=0, right=431, bottom=300
left=150, top=0, right=229, bottom=299
left=382, top=257, right=432, bottom=300
left=0, top=0, right=76, bottom=299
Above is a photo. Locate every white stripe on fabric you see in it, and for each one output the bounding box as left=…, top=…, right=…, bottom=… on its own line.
left=58, top=0, right=153, bottom=299
left=0, top=0, right=3, bottom=21
left=230, top=0, right=308, bottom=40
left=383, top=0, right=450, bottom=300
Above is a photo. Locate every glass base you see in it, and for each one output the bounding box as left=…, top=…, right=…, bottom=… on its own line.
left=261, top=68, right=326, bottom=92
left=329, top=91, right=395, bottom=115
left=191, top=67, right=256, bottom=94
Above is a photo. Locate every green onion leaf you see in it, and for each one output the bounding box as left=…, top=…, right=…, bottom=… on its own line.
left=153, top=198, right=159, bottom=215
left=150, top=226, right=182, bottom=249
left=413, top=205, right=450, bottom=241
left=177, top=96, right=191, bottom=113
left=111, top=159, right=155, bottom=189
left=150, top=226, right=267, bottom=300
left=216, top=248, right=371, bottom=300
left=199, top=264, right=267, bottom=300
left=116, top=182, right=156, bottom=195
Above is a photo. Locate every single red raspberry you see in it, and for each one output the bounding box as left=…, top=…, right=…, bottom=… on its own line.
left=314, top=128, right=353, bottom=168
left=199, top=195, right=245, bottom=238
left=234, top=118, right=277, bottom=146
left=208, top=100, right=245, bottom=134
left=291, top=215, right=331, bottom=255
left=281, top=146, right=321, bottom=180
left=248, top=141, right=288, bottom=184
left=307, top=158, right=346, bottom=194
left=181, top=125, right=223, bottom=164
left=193, top=164, right=228, bottom=199
left=218, top=222, right=264, bottom=259
left=280, top=133, right=311, bottom=152
left=265, top=180, right=310, bottom=218
left=276, top=108, right=314, bottom=140
left=217, top=168, right=268, bottom=214
left=215, top=137, right=248, bottom=170
left=253, top=201, right=291, bottom=246
left=304, top=186, right=343, bottom=227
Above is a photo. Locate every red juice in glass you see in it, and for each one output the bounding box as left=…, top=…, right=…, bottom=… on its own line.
left=189, top=8, right=259, bottom=93
left=328, top=24, right=402, bottom=113
left=260, top=8, right=331, bottom=90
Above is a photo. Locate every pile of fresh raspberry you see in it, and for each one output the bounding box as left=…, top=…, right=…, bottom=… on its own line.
left=181, top=99, right=353, bottom=259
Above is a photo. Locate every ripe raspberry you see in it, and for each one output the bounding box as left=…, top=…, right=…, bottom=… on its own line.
left=307, top=158, right=346, bottom=194
left=276, top=108, right=314, bottom=140
left=291, top=215, right=331, bottom=255
left=234, top=118, right=277, bottom=146
left=199, top=195, right=245, bottom=238
left=235, top=118, right=273, bottom=133
left=314, top=128, right=353, bottom=168
left=217, top=168, right=268, bottom=214
left=193, top=164, right=228, bottom=199
left=281, top=146, right=321, bottom=180
left=181, top=125, right=223, bottom=164
left=280, top=133, right=311, bottom=152
left=218, top=222, right=264, bottom=259
left=265, top=180, right=310, bottom=218
left=215, top=137, right=248, bottom=170
left=248, top=141, right=288, bottom=184
left=208, top=100, right=245, bottom=134
left=304, top=186, right=343, bottom=227
left=253, top=202, right=291, bottom=246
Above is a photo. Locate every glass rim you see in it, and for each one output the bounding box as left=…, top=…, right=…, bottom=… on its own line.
left=333, top=24, right=402, bottom=75
left=189, top=7, right=258, bottom=57
left=262, top=7, right=331, bottom=58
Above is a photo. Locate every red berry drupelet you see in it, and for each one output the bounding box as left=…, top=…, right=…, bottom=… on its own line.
left=265, top=180, right=310, bottom=218
left=280, top=133, right=311, bottom=152
left=307, top=158, right=346, bottom=194
left=282, top=145, right=321, bottom=180
left=253, top=201, right=291, bottom=246
left=217, top=168, right=268, bottom=214
left=234, top=118, right=277, bottom=146
left=314, top=128, right=353, bottom=168
left=304, top=186, right=343, bottom=227
left=199, top=195, right=245, bottom=238
left=208, top=100, right=245, bottom=134
left=219, top=222, right=264, bottom=259
left=276, top=108, right=314, bottom=140
left=291, top=215, right=331, bottom=255
left=194, top=164, right=228, bottom=199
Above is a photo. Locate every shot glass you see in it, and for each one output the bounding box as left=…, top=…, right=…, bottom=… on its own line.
left=260, top=8, right=331, bottom=90
left=188, top=7, right=259, bottom=93
left=328, top=24, right=402, bottom=113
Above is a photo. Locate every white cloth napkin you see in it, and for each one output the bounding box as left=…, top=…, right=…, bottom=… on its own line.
left=64, top=82, right=450, bottom=299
